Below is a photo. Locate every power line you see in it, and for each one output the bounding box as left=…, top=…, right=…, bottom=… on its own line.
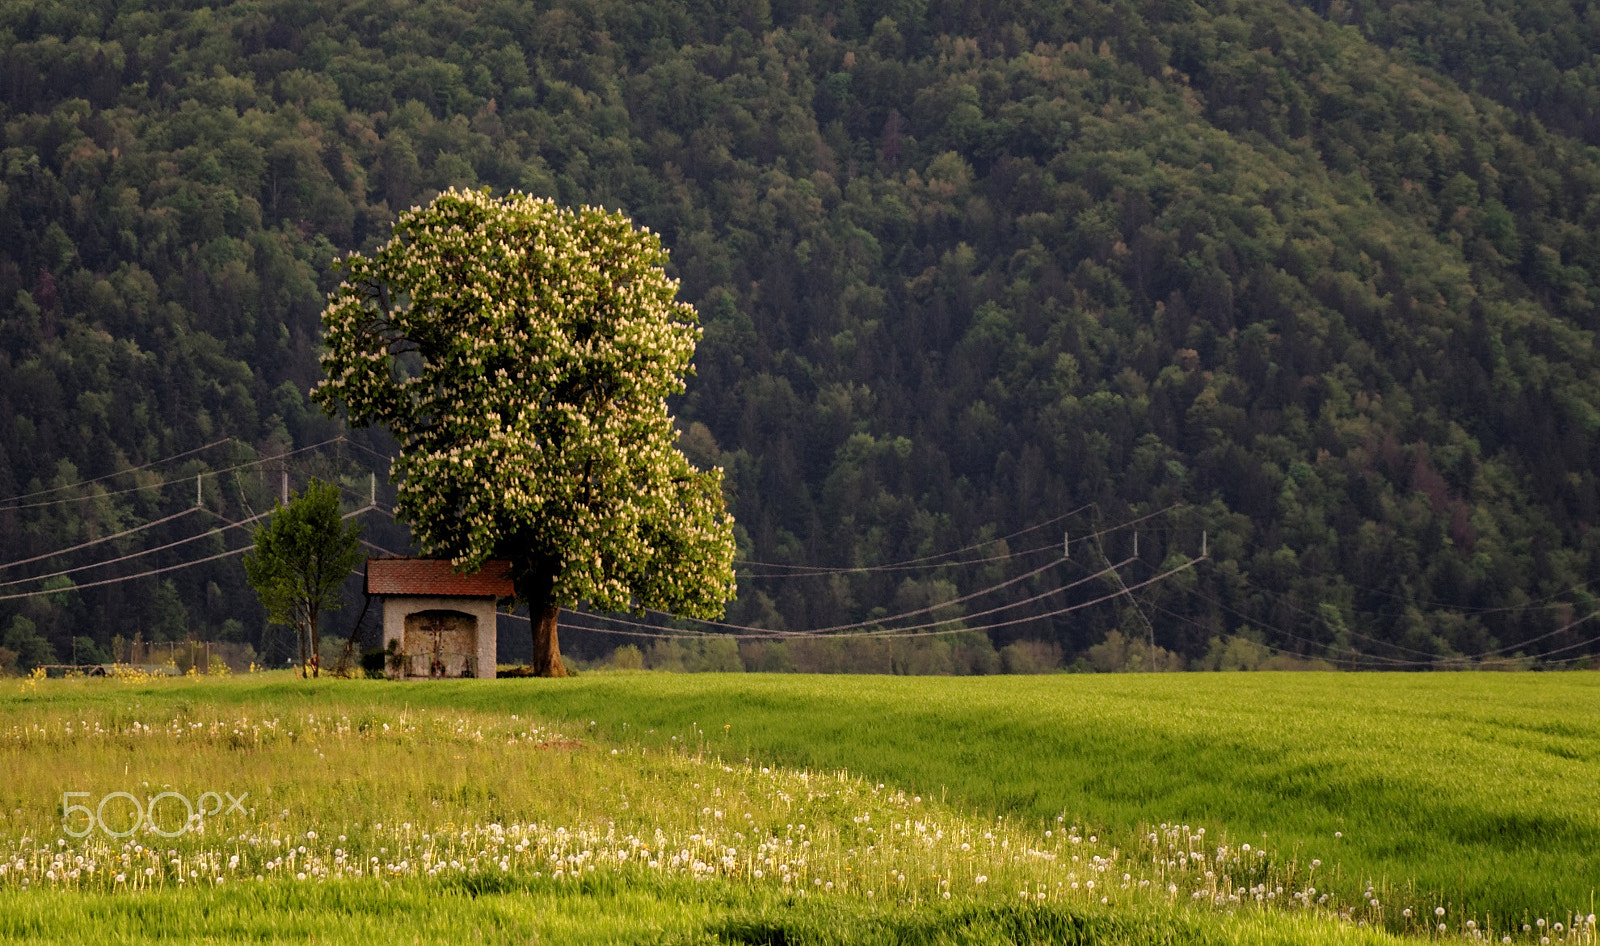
left=575, top=559, right=1122, bottom=640
left=624, top=558, right=1133, bottom=641
left=1137, top=595, right=1497, bottom=669
left=0, top=543, right=254, bottom=601
left=1138, top=595, right=1411, bottom=669
left=362, top=502, right=1198, bottom=638
left=1512, top=625, right=1600, bottom=661
left=550, top=555, right=1206, bottom=641
left=651, top=551, right=1078, bottom=634
left=1168, top=581, right=1431, bottom=665
left=554, top=555, right=1189, bottom=641
left=1090, top=517, right=1154, bottom=653
left=734, top=504, right=1093, bottom=574
left=1431, top=608, right=1600, bottom=661
left=0, top=508, right=200, bottom=572
left=851, top=559, right=1136, bottom=638
left=1165, top=571, right=1600, bottom=667
left=1228, top=531, right=1596, bottom=616
left=343, top=440, right=1095, bottom=578
left=0, top=441, right=376, bottom=574
left=862, top=556, right=1205, bottom=639
left=735, top=540, right=1065, bottom=576
left=734, top=504, right=1174, bottom=575
left=0, top=437, right=236, bottom=506
left=0, top=505, right=378, bottom=602
left=360, top=495, right=1070, bottom=578
left=356, top=503, right=1180, bottom=636
left=360, top=537, right=408, bottom=556
left=360, top=500, right=1181, bottom=584
left=1170, top=559, right=1600, bottom=664
left=0, top=509, right=272, bottom=589
left=0, top=437, right=347, bottom=511
left=340, top=438, right=400, bottom=467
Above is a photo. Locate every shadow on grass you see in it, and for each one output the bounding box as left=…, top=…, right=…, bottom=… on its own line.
left=701, top=901, right=1172, bottom=946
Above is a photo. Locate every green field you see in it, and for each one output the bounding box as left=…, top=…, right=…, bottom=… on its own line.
left=0, top=671, right=1594, bottom=944
left=496, top=671, right=1600, bottom=919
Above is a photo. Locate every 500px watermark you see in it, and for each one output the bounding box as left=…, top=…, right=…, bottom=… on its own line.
left=62, top=790, right=249, bottom=838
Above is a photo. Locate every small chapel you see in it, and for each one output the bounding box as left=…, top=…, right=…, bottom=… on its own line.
left=365, top=557, right=514, bottom=678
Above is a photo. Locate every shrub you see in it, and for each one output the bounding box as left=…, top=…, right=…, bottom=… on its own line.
left=1000, top=640, right=1063, bottom=674
left=611, top=644, right=645, bottom=670
left=361, top=649, right=388, bottom=677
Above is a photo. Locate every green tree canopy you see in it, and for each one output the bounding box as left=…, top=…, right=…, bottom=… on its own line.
left=242, top=478, right=364, bottom=678
left=313, top=188, right=736, bottom=676
left=2, top=616, right=57, bottom=673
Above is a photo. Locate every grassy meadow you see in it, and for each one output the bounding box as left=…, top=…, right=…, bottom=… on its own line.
left=0, top=670, right=1594, bottom=944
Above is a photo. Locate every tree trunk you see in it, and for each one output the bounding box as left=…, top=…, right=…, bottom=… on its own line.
left=309, top=605, right=320, bottom=678
left=529, top=602, right=568, bottom=677
left=521, top=557, right=568, bottom=677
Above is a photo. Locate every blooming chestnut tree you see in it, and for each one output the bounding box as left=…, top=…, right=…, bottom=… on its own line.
left=313, top=189, right=736, bottom=676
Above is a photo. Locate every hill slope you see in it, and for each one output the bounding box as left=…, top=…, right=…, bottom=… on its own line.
left=1, top=0, right=1598, bottom=666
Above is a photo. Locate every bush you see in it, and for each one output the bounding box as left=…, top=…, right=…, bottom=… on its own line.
left=738, top=640, right=795, bottom=673
left=642, top=638, right=744, bottom=672
left=1197, top=634, right=1272, bottom=671
left=361, top=648, right=388, bottom=677
left=1000, top=640, right=1063, bottom=674
left=1083, top=631, right=1183, bottom=672
left=610, top=644, right=644, bottom=670
left=645, top=639, right=686, bottom=671
left=2, top=617, right=57, bottom=672
left=682, top=638, right=742, bottom=672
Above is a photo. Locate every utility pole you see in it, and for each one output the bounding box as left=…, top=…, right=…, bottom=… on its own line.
left=281, top=469, right=289, bottom=506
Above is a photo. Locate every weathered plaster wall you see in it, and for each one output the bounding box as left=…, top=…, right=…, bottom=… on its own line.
left=381, top=595, right=498, bottom=677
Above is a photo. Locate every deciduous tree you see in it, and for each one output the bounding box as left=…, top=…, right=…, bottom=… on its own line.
left=242, top=479, right=364, bottom=678
left=313, top=189, right=737, bottom=676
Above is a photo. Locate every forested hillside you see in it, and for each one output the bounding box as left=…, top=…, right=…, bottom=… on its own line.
left=2, top=0, right=1598, bottom=671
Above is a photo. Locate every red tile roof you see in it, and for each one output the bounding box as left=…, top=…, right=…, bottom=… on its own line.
left=366, top=558, right=516, bottom=598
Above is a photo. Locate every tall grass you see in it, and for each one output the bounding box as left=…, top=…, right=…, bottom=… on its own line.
left=0, top=879, right=1438, bottom=946
left=432, top=670, right=1600, bottom=921
left=0, top=671, right=1595, bottom=943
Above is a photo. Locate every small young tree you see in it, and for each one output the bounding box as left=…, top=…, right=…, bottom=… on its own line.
left=313, top=188, right=736, bottom=676
left=243, top=479, right=364, bottom=678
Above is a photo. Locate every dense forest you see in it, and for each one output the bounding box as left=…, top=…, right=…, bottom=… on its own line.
left=2, top=0, right=1599, bottom=672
